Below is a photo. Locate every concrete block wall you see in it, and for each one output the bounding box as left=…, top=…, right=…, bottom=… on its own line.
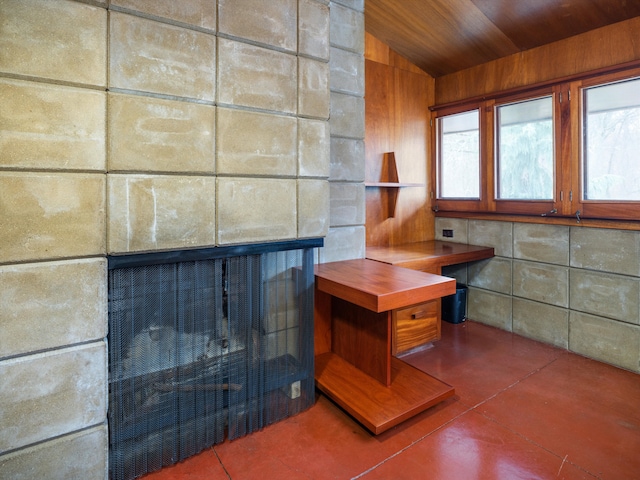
left=0, top=0, right=365, bottom=477
left=436, top=217, right=640, bottom=373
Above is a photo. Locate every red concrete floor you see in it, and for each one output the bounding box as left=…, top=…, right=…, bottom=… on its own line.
left=142, top=321, right=640, bottom=480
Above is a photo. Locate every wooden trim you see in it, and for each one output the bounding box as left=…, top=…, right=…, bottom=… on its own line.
left=430, top=59, right=640, bottom=111
left=435, top=211, right=640, bottom=231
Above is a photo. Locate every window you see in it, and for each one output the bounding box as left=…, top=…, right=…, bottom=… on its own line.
left=432, top=64, right=640, bottom=222
left=496, top=96, right=554, bottom=200
left=583, top=77, right=640, bottom=201
left=437, top=109, right=480, bottom=199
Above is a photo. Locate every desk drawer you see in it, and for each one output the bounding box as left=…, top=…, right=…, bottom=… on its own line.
left=392, top=300, right=439, bottom=355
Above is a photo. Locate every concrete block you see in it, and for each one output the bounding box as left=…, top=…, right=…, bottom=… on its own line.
left=109, top=12, right=216, bottom=100
left=0, top=79, right=106, bottom=171
left=467, top=287, right=512, bottom=331
left=513, top=298, right=568, bottom=349
left=218, top=0, right=296, bottom=52
left=0, top=259, right=107, bottom=359
left=468, top=257, right=512, bottom=295
left=514, top=223, right=569, bottom=265
left=217, top=38, right=296, bottom=113
left=329, top=92, right=365, bottom=139
left=570, top=227, right=640, bottom=276
left=217, top=178, right=297, bottom=244
left=469, top=220, right=513, bottom=257
left=299, top=0, right=330, bottom=60
left=108, top=174, right=216, bottom=253
left=329, top=138, right=365, bottom=182
left=570, top=269, right=640, bottom=324
left=0, top=0, right=106, bottom=86
left=0, top=343, right=106, bottom=453
left=299, top=118, right=330, bottom=178
left=109, top=93, right=215, bottom=173
left=299, top=57, right=330, bottom=119
left=570, top=311, right=640, bottom=373
left=329, top=182, right=365, bottom=227
left=513, top=260, right=569, bottom=307
left=298, top=179, right=330, bottom=237
left=216, top=108, right=296, bottom=176
left=110, top=0, right=216, bottom=30
left=0, top=172, right=106, bottom=263
left=329, top=3, right=364, bottom=54
left=329, top=47, right=365, bottom=96
left=0, top=426, right=106, bottom=480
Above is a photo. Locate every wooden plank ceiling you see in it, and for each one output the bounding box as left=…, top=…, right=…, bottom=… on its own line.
left=365, top=0, right=640, bottom=77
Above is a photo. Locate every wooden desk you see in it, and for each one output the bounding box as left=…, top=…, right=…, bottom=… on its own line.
left=366, top=240, right=495, bottom=275
left=366, top=241, right=495, bottom=354
left=314, top=259, right=456, bottom=434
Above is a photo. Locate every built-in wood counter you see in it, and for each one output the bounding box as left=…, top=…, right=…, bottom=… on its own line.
left=366, top=240, right=495, bottom=274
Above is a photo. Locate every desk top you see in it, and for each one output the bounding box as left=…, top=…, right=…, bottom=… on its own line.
left=366, top=240, right=494, bottom=271
left=315, top=258, right=455, bottom=313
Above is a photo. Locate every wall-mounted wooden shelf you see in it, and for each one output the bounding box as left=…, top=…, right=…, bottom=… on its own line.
left=365, top=152, right=424, bottom=218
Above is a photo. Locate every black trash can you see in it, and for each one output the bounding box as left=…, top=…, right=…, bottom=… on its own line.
left=442, top=283, right=467, bottom=324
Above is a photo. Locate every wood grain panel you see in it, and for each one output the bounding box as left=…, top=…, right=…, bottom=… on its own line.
left=365, top=41, right=435, bottom=247
left=315, top=352, right=455, bottom=434
left=331, top=297, right=390, bottom=385
left=436, top=17, right=640, bottom=104
left=365, top=0, right=518, bottom=77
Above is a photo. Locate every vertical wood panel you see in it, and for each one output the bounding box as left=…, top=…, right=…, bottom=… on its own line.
left=365, top=38, right=436, bottom=247
left=436, top=17, right=640, bottom=104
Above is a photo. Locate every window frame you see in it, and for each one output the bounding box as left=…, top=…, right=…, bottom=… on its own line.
left=577, top=67, right=640, bottom=221
left=430, top=63, right=640, bottom=223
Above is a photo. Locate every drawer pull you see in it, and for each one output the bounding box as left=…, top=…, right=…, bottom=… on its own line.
left=411, top=311, right=426, bottom=319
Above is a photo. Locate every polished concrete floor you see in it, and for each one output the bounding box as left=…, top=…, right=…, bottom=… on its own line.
left=143, top=321, right=640, bottom=480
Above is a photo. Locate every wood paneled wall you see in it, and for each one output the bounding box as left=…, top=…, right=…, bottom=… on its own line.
left=435, top=16, right=640, bottom=105
left=365, top=33, right=435, bottom=247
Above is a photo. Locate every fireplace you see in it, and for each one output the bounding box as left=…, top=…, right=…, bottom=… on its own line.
left=107, top=240, right=321, bottom=480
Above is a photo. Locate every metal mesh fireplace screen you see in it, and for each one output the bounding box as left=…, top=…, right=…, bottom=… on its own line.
left=107, top=242, right=318, bottom=480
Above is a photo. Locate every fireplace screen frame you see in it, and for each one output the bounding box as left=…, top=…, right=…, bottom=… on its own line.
left=107, top=239, right=321, bottom=480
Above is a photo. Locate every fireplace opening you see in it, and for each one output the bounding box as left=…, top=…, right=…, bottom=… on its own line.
left=107, top=240, right=321, bottom=480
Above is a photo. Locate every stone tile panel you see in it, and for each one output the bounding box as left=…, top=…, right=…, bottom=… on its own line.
left=217, top=38, right=297, bottom=114
left=217, top=178, right=297, bottom=244
left=0, top=426, right=106, bottom=480
left=218, top=0, right=296, bottom=52
left=467, top=287, right=513, bottom=331
left=0, top=0, right=106, bottom=86
left=299, top=0, right=330, bottom=60
left=319, top=225, right=365, bottom=262
left=0, top=79, right=106, bottom=171
left=299, top=118, right=330, bottom=178
left=329, top=47, right=365, bottom=96
left=329, top=92, right=365, bottom=139
left=0, top=173, right=106, bottom=263
left=570, top=269, right=640, bottom=324
left=329, top=182, right=365, bottom=227
left=434, top=217, right=469, bottom=243
left=0, top=343, right=106, bottom=453
left=111, top=0, right=216, bottom=30
left=514, top=223, right=569, bottom=265
left=570, top=227, right=640, bottom=276
left=513, top=298, right=569, bottom=349
left=108, top=174, right=216, bottom=253
left=216, top=108, right=297, bottom=176
left=330, top=137, right=365, bottom=182
left=512, top=260, right=569, bottom=307
left=469, top=220, right=513, bottom=257
left=0, top=259, right=107, bottom=359
left=298, top=179, right=330, bottom=238
left=109, top=93, right=215, bottom=173
left=468, top=257, right=512, bottom=295
left=569, top=311, right=640, bottom=373
left=109, top=12, right=216, bottom=100
left=299, top=57, right=330, bottom=119
left=329, top=3, right=364, bottom=54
